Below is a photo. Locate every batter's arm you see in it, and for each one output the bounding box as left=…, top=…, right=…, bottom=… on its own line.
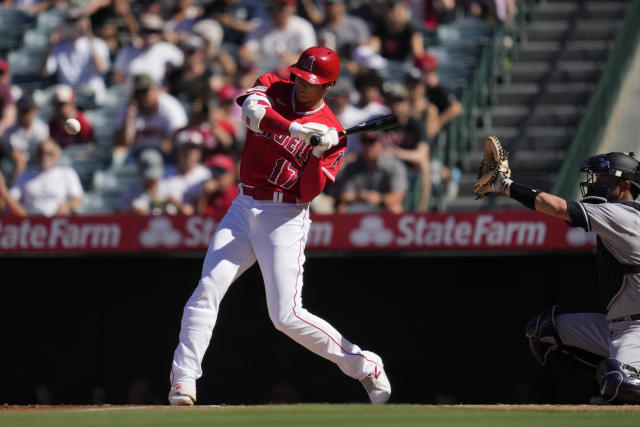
left=237, top=73, right=298, bottom=136
left=297, top=156, right=328, bottom=202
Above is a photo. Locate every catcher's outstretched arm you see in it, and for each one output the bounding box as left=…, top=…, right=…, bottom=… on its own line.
left=473, top=135, right=570, bottom=220
left=502, top=183, right=570, bottom=221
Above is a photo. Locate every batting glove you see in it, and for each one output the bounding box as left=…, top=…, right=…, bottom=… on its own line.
left=289, top=121, right=329, bottom=144
left=311, top=128, right=339, bottom=158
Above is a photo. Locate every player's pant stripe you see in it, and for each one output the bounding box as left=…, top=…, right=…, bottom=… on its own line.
left=291, top=209, right=377, bottom=373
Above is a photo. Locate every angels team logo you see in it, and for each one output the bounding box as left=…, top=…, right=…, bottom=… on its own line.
left=301, top=55, right=315, bottom=71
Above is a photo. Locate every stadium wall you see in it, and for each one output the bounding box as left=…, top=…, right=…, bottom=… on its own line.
left=0, top=252, right=601, bottom=405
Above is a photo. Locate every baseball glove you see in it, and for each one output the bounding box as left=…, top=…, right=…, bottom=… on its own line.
left=473, top=136, right=511, bottom=197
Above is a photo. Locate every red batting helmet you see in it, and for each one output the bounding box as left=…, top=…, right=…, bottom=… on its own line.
left=288, top=46, right=340, bottom=85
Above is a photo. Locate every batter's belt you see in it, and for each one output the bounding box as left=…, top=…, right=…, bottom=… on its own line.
left=238, top=183, right=298, bottom=203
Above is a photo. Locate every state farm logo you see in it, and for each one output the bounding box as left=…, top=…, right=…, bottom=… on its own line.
left=139, top=217, right=181, bottom=248
left=350, top=216, right=394, bottom=247
left=0, top=218, right=121, bottom=250
left=138, top=216, right=219, bottom=249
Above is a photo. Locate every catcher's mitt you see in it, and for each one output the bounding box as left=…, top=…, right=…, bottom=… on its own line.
left=473, top=136, right=511, bottom=197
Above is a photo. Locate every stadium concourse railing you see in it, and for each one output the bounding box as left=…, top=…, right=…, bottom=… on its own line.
left=552, top=0, right=640, bottom=200
left=433, top=0, right=534, bottom=178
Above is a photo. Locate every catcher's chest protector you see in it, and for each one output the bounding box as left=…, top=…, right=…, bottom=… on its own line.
left=597, top=203, right=640, bottom=310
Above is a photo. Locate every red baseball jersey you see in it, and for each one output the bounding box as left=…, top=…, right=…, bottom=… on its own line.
left=239, top=73, right=346, bottom=200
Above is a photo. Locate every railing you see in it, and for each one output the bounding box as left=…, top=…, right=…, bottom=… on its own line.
left=441, top=0, right=535, bottom=172
left=552, top=0, right=640, bottom=200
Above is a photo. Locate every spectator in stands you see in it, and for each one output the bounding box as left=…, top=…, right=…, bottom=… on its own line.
left=414, top=53, right=462, bottom=129
left=326, top=77, right=368, bottom=164
left=405, top=69, right=441, bottom=142
left=465, top=0, right=513, bottom=23
left=234, top=59, right=259, bottom=91
left=327, top=77, right=368, bottom=133
left=297, top=0, right=324, bottom=25
left=0, top=139, right=83, bottom=217
left=118, top=148, right=168, bottom=215
left=419, top=0, right=457, bottom=30
left=161, top=127, right=212, bottom=215
left=3, top=0, right=51, bottom=15
left=382, top=86, right=432, bottom=212
left=196, top=153, right=237, bottom=221
left=163, top=0, right=203, bottom=45
left=238, top=0, right=316, bottom=74
left=167, top=35, right=216, bottom=109
left=111, top=13, right=184, bottom=86
left=371, top=0, right=424, bottom=61
left=0, top=59, right=16, bottom=139
left=87, top=0, right=140, bottom=59
left=0, top=140, right=21, bottom=192
left=336, top=132, right=407, bottom=214
left=350, top=44, right=388, bottom=73
left=413, top=53, right=463, bottom=210
left=201, top=86, right=240, bottom=155
left=113, top=74, right=188, bottom=157
left=316, top=0, right=371, bottom=59
left=49, top=85, right=95, bottom=148
left=205, top=0, right=268, bottom=47
left=191, top=19, right=236, bottom=80
left=217, top=85, right=243, bottom=140
left=2, top=94, right=49, bottom=179
left=353, top=68, right=391, bottom=122
left=41, top=6, right=111, bottom=105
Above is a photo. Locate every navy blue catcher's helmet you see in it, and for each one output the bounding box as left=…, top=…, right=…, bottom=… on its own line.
left=580, top=152, right=640, bottom=200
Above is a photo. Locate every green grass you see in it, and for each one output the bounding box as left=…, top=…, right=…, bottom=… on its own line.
left=1, top=404, right=639, bottom=427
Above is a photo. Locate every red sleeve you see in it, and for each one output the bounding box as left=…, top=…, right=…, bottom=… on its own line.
left=236, top=73, right=293, bottom=135
left=297, top=137, right=347, bottom=202
left=260, top=108, right=293, bottom=135
left=298, top=156, right=328, bottom=202
left=318, top=137, right=347, bottom=183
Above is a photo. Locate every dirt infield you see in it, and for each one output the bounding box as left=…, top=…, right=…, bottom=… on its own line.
left=2, top=404, right=640, bottom=413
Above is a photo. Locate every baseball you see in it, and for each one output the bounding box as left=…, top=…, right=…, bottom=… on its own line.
left=64, top=118, right=81, bottom=135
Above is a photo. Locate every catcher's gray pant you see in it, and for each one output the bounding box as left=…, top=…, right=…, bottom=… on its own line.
left=548, top=313, right=640, bottom=368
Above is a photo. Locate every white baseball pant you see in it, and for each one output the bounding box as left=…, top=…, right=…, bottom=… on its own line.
left=170, top=194, right=378, bottom=386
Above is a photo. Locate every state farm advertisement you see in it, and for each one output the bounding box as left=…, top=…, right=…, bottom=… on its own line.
left=0, top=211, right=596, bottom=254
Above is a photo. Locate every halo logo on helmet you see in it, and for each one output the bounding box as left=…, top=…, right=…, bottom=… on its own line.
left=301, top=55, right=315, bottom=72
left=288, top=46, right=340, bottom=85
left=580, top=152, right=640, bottom=201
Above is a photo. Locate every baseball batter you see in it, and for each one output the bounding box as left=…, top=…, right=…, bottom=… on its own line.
left=477, top=144, right=640, bottom=404
left=168, top=46, right=391, bottom=405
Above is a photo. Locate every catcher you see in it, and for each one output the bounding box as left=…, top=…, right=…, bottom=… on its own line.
left=475, top=137, right=640, bottom=404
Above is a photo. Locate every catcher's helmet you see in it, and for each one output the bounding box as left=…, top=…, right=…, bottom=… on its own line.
left=288, top=46, right=340, bottom=85
left=579, top=152, right=640, bottom=199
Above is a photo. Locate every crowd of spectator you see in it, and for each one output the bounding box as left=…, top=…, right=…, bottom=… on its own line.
left=0, top=0, right=516, bottom=218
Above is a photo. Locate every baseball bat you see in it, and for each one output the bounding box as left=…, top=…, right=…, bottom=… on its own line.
left=309, top=114, right=399, bottom=147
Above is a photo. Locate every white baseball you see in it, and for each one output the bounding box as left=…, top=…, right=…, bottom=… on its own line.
left=64, top=118, right=81, bottom=135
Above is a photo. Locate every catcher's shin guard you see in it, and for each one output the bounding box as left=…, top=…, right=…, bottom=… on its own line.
left=525, top=305, right=563, bottom=365
left=597, top=359, right=640, bottom=404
